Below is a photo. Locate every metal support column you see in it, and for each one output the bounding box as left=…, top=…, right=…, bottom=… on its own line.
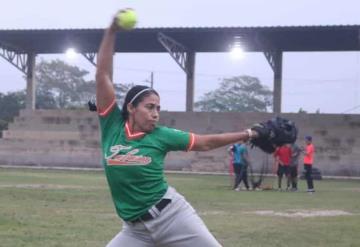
left=0, top=43, right=38, bottom=110
left=273, top=52, right=282, bottom=114
left=26, top=53, right=36, bottom=110
left=264, top=50, right=283, bottom=114
left=157, top=32, right=196, bottom=111
left=256, top=33, right=284, bottom=114
left=186, top=52, right=195, bottom=112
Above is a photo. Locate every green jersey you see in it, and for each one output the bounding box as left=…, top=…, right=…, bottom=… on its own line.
left=99, top=104, right=193, bottom=221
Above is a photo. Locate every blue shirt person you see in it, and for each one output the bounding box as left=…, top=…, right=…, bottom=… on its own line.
left=228, top=141, right=250, bottom=191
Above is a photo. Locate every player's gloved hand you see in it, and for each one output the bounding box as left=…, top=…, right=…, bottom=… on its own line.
left=249, top=117, right=298, bottom=154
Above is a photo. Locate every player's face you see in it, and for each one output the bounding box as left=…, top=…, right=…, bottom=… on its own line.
left=131, top=93, right=160, bottom=133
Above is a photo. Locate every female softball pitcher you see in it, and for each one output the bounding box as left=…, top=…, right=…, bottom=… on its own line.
left=96, top=10, right=261, bottom=247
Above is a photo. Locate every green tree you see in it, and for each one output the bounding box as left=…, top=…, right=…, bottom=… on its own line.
left=35, top=59, right=95, bottom=109
left=36, top=90, right=57, bottom=109
left=195, top=75, right=273, bottom=112
left=298, top=108, right=307, bottom=113
left=0, top=60, right=135, bottom=134
left=0, top=91, right=26, bottom=135
left=35, top=59, right=135, bottom=109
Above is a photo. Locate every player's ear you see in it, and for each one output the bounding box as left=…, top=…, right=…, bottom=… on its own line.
left=127, top=103, right=135, bottom=114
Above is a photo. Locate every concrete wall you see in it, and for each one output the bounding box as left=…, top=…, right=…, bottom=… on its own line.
left=1, top=109, right=359, bottom=176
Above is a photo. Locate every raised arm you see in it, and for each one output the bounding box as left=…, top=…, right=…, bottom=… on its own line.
left=95, top=16, right=119, bottom=112
left=191, top=130, right=258, bottom=151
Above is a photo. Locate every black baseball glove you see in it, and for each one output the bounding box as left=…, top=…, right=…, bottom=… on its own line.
left=250, top=117, right=298, bottom=153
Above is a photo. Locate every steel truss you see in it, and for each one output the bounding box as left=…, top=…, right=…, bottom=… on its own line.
left=157, top=32, right=191, bottom=73
left=82, top=52, right=97, bottom=66
left=0, top=42, right=30, bottom=74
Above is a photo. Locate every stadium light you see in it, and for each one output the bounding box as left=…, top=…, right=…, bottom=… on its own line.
left=65, top=48, right=78, bottom=60
left=230, top=46, right=245, bottom=60
left=230, top=35, right=245, bottom=60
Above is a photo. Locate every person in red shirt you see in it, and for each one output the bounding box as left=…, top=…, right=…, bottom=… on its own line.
left=273, top=144, right=292, bottom=190
left=303, top=136, right=315, bottom=193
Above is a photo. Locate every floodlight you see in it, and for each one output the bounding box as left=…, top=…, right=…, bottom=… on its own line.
left=65, top=48, right=77, bottom=59
left=229, top=35, right=245, bottom=60
left=230, top=46, right=245, bottom=60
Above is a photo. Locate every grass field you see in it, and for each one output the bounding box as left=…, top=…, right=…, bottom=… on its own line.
left=0, top=168, right=359, bottom=247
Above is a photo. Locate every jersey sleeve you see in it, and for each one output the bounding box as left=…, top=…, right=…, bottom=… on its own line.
left=98, top=101, right=124, bottom=139
left=155, top=126, right=195, bottom=152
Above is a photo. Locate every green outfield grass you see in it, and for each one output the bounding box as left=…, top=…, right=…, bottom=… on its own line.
left=0, top=168, right=359, bottom=247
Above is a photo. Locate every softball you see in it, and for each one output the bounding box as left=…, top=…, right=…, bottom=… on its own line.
left=116, top=9, right=137, bottom=30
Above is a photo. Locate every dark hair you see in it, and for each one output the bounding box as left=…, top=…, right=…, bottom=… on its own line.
left=305, top=135, right=312, bottom=141
left=121, top=85, right=159, bottom=120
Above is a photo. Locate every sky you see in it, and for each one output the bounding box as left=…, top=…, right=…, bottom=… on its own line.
left=0, top=0, right=360, bottom=113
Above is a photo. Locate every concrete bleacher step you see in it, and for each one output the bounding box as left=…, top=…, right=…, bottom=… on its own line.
left=8, top=109, right=99, bottom=133
left=0, top=109, right=102, bottom=167
left=1, top=109, right=360, bottom=176
left=4, top=109, right=99, bottom=141
left=0, top=146, right=102, bottom=168
left=2, top=129, right=99, bottom=141
left=0, top=138, right=100, bottom=150
left=8, top=120, right=99, bottom=132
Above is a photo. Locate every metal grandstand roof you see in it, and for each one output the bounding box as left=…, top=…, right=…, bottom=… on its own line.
left=0, top=25, right=359, bottom=54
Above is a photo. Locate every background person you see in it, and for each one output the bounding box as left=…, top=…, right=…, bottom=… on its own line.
left=303, top=136, right=315, bottom=193
left=289, top=143, right=301, bottom=191
left=273, top=144, right=292, bottom=191
left=228, top=141, right=250, bottom=191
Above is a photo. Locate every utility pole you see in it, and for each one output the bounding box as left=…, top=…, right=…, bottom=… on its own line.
left=144, top=71, right=154, bottom=88
left=150, top=71, right=154, bottom=88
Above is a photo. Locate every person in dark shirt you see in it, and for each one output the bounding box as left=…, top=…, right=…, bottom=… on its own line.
left=289, top=143, right=301, bottom=191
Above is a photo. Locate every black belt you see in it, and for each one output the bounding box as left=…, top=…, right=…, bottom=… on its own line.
left=130, top=198, right=171, bottom=223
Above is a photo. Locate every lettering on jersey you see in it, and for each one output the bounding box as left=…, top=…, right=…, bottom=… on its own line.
left=105, top=144, right=152, bottom=166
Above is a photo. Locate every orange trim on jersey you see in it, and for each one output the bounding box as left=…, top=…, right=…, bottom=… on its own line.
left=125, top=122, right=146, bottom=140
left=98, top=99, right=116, bottom=117
left=187, top=133, right=195, bottom=151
